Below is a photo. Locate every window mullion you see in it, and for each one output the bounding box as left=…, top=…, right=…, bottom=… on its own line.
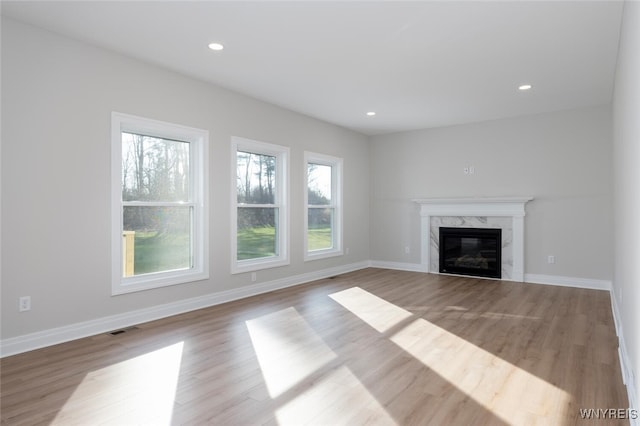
left=123, top=201, right=196, bottom=207
left=237, top=203, right=278, bottom=208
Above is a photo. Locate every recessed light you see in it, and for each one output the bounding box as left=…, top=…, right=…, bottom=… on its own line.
left=518, top=84, right=532, bottom=91
left=366, top=111, right=376, bottom=116
left=208, top=42, right=224, bottom=51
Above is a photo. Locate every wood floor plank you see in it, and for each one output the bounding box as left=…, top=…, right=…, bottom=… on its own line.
left=0, top=269, right=629, bottom=425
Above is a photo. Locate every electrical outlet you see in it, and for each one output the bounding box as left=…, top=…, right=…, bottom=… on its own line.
left=251, top=272, right=257, bottom=282
left=19, top=296, right=31, bottom=312
left=404, top=246, right=410, bottom=254
left=547, top=255, right=555, bottom=264
left=346, top=247, right=350, bottom=255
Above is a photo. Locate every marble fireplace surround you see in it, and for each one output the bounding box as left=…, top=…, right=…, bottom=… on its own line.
left=413, top=197, right=533, bottom=282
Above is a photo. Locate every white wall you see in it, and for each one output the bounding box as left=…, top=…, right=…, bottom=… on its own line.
left=370, top=106, right=613, bottom=282
left=0, top=18, right=370, bottom=342
left=612, top=0, right=640, bottom=414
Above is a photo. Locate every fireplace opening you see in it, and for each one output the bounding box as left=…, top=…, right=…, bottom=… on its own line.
left=439, top=227, right=501, bottom=279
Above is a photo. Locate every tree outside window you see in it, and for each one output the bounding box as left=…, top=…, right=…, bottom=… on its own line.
left=305, top=152, right=343, bottom=260
left=112, top=113, right=208, bottom=294
left=231, top=137, right=289, bottom=273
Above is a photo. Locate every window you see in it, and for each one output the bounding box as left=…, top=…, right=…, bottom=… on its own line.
left=305, top=152, right=343, bottom=260
left=231, top=137, right=289, bottom=273
left=111, top=112, right=208, bottom=295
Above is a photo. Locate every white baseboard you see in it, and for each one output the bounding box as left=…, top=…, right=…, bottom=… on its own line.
left=0, top=261, right=369, bottom=358
left=3, top=260, right=635, bottom=421
left=0, top=264, right=621, bottom=357
left=610, top=292, right=639, bottom=425
left=369, top=260, right=428, bottom=273
left=524, top=273, right=611, bottom=291
left=366, top=266, right=611, bottom=291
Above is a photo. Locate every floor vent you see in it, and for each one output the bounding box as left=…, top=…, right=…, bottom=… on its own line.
left=109, top=326, right=139, bottom=336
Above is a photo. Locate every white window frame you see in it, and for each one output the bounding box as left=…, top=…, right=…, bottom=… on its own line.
left=304, top=151, right=343, bottom=260
left=231, top=136, right=289, bottom=274
left=111, top=112, right=209, bottom=295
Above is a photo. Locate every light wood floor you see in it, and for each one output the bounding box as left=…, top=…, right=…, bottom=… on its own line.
left=1, top=268, right=629, bottom=425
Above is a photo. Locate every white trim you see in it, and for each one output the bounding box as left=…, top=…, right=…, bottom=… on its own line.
left=611, top=291, right=638, bottom=424
left=366, top=264, right=612, bottom=291
left=524, top=274, right=611, bottom=291
left=0, top=261, right=369, bottom=358
left=304, top=151, right=344, bottom=261
left=4, top=259, right=631, bottom=419
left=111, top=112, right=209, bottom=295
left=231, top=136, right=290, bottom=274
left=414, top=197, right=533, bottom=282
left=413, top=197, right=533, bottom=216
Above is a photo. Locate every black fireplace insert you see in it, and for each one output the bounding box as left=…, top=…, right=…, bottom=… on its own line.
left=439, top=227, right=501, bottom=279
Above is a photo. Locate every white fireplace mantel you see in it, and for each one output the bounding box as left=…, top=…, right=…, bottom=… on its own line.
left=413, top=197, right=533, bottom=282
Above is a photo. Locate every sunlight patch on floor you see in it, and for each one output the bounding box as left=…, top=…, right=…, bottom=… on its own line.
left=275, top=365, right=397, bottom=425
left=52, top=341, right=184, bottom=425
left=391, top=317, right=570, bottom=424
left=247, top=306, right=396, bottom=424
left=330, top=287, right=570, bottom=424
left=246, top=307, right=338, bottom=398
left=329, top=286, right=413, bottom=332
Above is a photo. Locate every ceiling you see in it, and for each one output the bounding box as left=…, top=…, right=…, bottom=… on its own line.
left=1, top=1, right=624, bottom=136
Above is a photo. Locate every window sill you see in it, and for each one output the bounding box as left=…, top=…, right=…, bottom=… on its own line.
left=231, top=257, right=290, bottom=274
left=304, top=249, right=343, bottom=262
left=112, top=269, right=209, bottom=295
